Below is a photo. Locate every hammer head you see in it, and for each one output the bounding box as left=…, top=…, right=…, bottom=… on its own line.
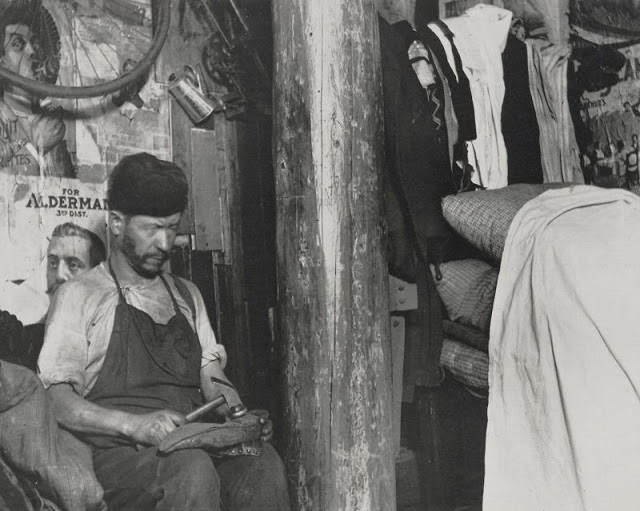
left=211, top=377, right=247, bottom=419
left=185, top=377, right=248, bottom=423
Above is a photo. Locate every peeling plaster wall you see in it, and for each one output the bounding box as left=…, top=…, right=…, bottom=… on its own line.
left=45, top=0, right=171, bottom=183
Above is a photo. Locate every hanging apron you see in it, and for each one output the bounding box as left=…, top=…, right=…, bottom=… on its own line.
left=84, top=263, right=203, bottom=449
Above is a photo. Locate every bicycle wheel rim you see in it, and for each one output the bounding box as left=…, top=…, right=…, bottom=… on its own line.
left=0, top=0, right=171, bottom=99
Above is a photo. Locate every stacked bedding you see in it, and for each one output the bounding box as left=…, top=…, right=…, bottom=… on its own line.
left=436, top=184, right=570, bottom=388
left=441, top=183, right=568, bottom=261
left=434, top=259, right=496, bottom=390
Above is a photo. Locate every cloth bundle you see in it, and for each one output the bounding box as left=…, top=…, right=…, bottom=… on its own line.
left=0, top=361, right=105, bottom=511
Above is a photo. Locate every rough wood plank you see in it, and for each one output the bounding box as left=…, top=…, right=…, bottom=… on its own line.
left=191, top=128, right=223, bottom=251
left=273, top=1, right=395, bottom=509
left=391, top=315, right=406, bottom=458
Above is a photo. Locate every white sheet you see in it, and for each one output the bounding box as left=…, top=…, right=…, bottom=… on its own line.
left=484, top=185, right=640, bottom=510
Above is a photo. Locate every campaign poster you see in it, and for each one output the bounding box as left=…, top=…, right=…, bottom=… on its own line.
left=0, top=175, right=107, bottom=324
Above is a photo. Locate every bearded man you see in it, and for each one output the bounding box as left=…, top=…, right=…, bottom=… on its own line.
left=38, top=152, right=290, bottom=510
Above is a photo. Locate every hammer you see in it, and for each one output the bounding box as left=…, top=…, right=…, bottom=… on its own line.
left=185, top=377, right=248, bottom=423
left=185, top=395, right=247, bottom=422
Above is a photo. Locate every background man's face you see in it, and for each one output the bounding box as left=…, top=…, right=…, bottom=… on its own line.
left=121, top=213, right=181, bottom=278
left=3, top=24, right=35, bottom=79
left=46, top=235, right=92, bottom=294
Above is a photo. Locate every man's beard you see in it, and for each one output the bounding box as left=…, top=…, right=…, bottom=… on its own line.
left=47, top=281, right=61, bottom=295
left=121, top=232, right=169, bottom=279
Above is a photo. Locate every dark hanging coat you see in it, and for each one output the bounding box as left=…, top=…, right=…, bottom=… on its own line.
left=380, top=18, right=452, bottom=389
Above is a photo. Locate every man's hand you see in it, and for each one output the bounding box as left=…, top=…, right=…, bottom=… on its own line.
left=124, top=410, right=186, bottom=447
left=250, top=409, right=273, bottom=442
left=30, top=112, right=65, bottom=154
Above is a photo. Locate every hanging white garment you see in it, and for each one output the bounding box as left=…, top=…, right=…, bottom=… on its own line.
left=444, top=5, right=511, bottom=189
left=526, top=40, right=583, bottom=183
left=484, top=185, right=640, bottom=511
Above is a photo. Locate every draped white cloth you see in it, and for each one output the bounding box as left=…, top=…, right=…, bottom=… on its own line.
left=484, top=185, right=640, bottom=510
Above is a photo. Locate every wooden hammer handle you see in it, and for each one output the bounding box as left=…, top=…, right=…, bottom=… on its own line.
left=185, top=395, right=226, bottom=423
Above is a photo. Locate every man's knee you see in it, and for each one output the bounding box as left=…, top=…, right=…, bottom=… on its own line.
left=256, top=443, right=287, bottom=487
left=158, top=449, right=220, bottom=506
left=220, top=443, right=290, bottom=510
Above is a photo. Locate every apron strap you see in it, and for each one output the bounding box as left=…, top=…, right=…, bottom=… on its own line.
left=168, top=275, right=198, bottom=328
left=158, top=273, right=181, bottom=316
left=107, top=259, right=127, bottom=304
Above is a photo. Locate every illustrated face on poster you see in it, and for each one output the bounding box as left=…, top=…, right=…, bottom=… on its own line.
left=0, top=6, right=74, bottom=179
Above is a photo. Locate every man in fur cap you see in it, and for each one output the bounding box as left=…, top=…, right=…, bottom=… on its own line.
left=38, top=152, right=290, bottom=510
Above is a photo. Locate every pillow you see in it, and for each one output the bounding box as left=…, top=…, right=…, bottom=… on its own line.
left=440, top=339, right=488, bottom=390
left=431, top=259, right=498, bottom=333
left=442, top=183, right=568, bottom=260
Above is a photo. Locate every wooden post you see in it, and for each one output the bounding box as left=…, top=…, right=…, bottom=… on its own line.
left=273, top=1, right=395, bottom=510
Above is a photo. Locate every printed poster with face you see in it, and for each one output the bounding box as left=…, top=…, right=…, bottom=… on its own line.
left=0, top=0, right=162, bottom=325
left=0, top=175, right=108, bottom=324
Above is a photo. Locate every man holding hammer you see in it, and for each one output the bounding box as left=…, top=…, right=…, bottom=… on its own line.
left=38, top=153, right=290, bottom=510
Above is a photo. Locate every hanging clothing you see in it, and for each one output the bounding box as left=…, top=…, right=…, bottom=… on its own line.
left=501, top=34, right=543, bottom=184
left=484, top=186, right=640, bottom=510
left=443, top=4, right=512, bottom=189
left=526, top=40, right=583, bottom=183
left=379, top=18, right=455, bottom=257
left=380, top=17, right=452, bottom=389
left=421, top=21, right=476, bottom=144
left=407, top=38, right=459, bottom=171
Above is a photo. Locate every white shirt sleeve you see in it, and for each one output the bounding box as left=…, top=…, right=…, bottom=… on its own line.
left=181, top=279, right=227, bottom=369
left=37, top=281, right=92, bottom=394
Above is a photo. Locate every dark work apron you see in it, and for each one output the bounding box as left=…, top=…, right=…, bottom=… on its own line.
left=84, top=263, right=203, bottom=449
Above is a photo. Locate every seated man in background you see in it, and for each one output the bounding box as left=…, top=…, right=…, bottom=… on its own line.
left=0, top=222, right=106, bottom=369
left=0, top=227, right=106, bottom=509
left=38, top=152, right=290, bottom=510
left=46, top=222, right=107, bottom=296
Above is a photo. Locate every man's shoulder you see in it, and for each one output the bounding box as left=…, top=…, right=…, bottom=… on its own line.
left=56, top=265, right=113, bottom=300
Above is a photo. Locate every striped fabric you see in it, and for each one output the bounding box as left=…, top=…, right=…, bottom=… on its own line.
left=440, top=338, right=488, bottom=389
left=443, top=320, right=489, bottom=353
left=432, top=259, right=498, bottom=333
left=442, top=183, right=568, bottom=260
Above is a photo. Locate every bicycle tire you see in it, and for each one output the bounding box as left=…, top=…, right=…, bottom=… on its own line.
left=0, top=0, right=171, bottom=99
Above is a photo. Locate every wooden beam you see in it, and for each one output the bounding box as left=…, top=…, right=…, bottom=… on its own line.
left=191, top=128, right=223, bottom=251
left=273, top=1, right=395, bottom=510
